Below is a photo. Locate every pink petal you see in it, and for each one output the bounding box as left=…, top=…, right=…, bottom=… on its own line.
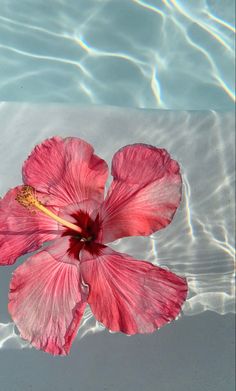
left=8, top=245, right=88, bottom=355
left=81, top=245, right=188, bottom=334
left=98, top=144, right=182, bottom=243
left=23, top=137, right=108, bottom=207
left=46, top=236, right=84, bottom=266
left=0, top=186, right=59, bottom=266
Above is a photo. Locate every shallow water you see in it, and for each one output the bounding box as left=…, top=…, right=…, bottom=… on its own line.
left=0, top=0, right=235, bottom=109
left=0, top=2, right=235, bottom=388
left=0, top=104, right=235, bottom=351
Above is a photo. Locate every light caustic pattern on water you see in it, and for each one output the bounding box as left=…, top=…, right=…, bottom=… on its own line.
left=0, top=104, right=235, bottom=350
left=0, top=0, right=235, bottom=109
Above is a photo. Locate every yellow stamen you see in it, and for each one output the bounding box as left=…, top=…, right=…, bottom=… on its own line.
left=16, top=186, right=82, bottom=234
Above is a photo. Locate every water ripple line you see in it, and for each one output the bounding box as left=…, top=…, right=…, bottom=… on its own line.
left=170, top=16, right=235, bottom=101
left=0, top=43, right=90, bottom=76
left=0, top=0, right=234, bottom=108
left=170, top=0, right=235, bottom=53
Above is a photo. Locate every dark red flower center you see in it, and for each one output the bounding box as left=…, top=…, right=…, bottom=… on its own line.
left=63, top=210, right=101, bottom=259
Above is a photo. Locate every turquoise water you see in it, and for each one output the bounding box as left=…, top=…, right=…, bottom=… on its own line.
left=0, top=0, right=235, bottom=109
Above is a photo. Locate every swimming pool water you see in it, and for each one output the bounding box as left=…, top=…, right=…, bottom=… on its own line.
left=0, top=0, right=235, bottom=109
left=0, top=105, right=235, bottom=391
left=0, top=2, right=235, bottom=390
left=0, top=103, right=235, bottom=346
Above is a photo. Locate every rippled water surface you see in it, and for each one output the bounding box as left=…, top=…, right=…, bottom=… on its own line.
left=0, top=104, right=235, bottom=349
left=0, top=2, right=235, bottom=389
left=0, top=0, right=235, bottom=109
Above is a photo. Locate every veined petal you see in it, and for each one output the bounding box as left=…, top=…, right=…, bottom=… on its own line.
left=0, top=186, right=59, bottom=265
left=23, top=137, right=108, bottom=207
left=8, top=245, right=88, bottom=355
left=80, top=245, right=188, bottom=334
left=98, top=144, right=182, bottom=243
left=46, top=236, right=83, bottom=266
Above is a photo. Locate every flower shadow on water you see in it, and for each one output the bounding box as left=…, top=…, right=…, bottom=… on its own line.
left=0, top=104, right=235, bottom=350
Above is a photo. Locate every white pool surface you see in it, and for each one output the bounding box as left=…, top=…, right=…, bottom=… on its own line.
left=0, top=104, right=235, bottom=391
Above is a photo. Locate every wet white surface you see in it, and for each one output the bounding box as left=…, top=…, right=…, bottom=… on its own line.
left=0, top=104, right=235, bottom=390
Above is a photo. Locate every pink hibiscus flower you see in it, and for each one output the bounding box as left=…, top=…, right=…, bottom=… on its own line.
left=0, top=137, right=187, bottom=355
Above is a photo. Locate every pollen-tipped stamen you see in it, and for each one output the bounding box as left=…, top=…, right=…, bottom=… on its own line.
left=16, top=186, right=82, bottom=234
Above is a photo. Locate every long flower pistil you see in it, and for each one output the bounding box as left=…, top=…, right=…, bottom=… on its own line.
left=16, top=186, right=82, bottom=234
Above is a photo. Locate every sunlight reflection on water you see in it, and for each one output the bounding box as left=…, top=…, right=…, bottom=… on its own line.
left=0, top=0, right=235, bottom=109
left=0, top=104, right=235, bottom=350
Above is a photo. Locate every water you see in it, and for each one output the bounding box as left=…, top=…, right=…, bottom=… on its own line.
left=0, top=2, right=235, bottom=390
left=0, top=0, right=235, bottom=109
left=0, top=104, right=235, bottom=351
